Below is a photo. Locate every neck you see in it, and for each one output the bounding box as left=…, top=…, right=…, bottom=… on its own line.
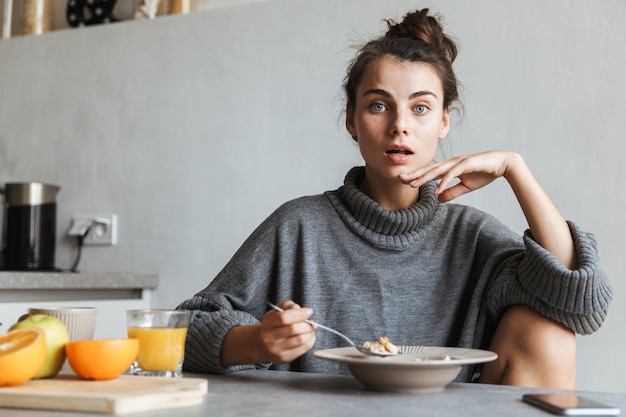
left=357, top=174, right=420, bottom=211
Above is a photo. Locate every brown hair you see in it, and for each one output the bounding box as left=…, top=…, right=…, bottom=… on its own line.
left=344, top=9, right=460, bottom=136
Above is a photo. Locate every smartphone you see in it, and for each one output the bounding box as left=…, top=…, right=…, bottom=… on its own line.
left=522, top=393, right=620, bottom=416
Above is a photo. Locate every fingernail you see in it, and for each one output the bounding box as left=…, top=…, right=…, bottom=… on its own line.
left=305, top=308, right=314, bottom=317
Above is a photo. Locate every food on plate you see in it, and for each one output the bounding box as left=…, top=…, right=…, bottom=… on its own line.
left=10, top=314, right=70, bottom=378
left=362, top=336, right=399, bottom=355
left=0, top=328, right=47, bottom=387
left=413, top=354, right=452, bottom=362
left=66, top=338, right=139, bottom=380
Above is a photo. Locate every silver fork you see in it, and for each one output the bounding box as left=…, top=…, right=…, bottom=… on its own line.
left=266, top=302, right=398, bottom=357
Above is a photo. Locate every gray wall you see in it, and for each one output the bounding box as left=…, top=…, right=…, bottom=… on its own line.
left=1, top=0, right=624, bottom=392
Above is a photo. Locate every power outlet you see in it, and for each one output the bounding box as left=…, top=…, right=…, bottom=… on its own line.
left=71, top=214, right=118, bottom=246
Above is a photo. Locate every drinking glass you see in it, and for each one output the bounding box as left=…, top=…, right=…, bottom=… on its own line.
left=126, top=309, right=190, bottom=377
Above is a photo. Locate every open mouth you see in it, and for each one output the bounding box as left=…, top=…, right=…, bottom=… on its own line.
left=386, top=148, right=413, bottom=155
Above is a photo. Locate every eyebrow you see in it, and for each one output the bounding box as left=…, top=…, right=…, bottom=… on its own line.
left=362, top=89, right=438, bottom=99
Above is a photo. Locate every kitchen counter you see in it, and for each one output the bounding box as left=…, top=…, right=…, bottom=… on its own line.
left=0, top=271, right=158, bottom=290
left=0, top=271, right=157, bottom=302
left=0, top=271, right=157, bottom=338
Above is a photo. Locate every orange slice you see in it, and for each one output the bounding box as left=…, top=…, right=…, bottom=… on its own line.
left=0, top=328, right=47, bottom=387
left=66, top=338, right=139, bottom=380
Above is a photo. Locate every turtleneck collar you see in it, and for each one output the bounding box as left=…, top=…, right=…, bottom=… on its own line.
left=324, top=167, right=440, bottom=250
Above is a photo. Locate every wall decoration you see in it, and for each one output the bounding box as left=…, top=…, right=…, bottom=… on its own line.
left=66, top=0, right=119, bottom=27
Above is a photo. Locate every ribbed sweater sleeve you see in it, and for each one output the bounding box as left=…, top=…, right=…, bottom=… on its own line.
left=177, top=297, right=272, bottom=374
left=485, top=221, right=613, bottom=335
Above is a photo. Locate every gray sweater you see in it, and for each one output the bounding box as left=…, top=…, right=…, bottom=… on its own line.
left=178, top=167, right=612, bottom=381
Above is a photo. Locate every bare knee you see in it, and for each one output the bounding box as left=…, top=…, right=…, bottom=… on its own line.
left=479, top=304, right=576, bottom=389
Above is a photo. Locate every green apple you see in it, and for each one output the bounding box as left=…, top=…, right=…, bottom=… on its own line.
left=10, top=314, right=70, bottom=378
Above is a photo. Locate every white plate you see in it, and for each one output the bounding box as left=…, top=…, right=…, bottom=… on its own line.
left=313, top=346, right=497, bottom=393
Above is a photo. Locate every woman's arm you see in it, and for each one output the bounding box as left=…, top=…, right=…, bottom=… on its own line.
left=401, top=151, right=576, bottom=268
left=502, top=152, right=576, bottom=269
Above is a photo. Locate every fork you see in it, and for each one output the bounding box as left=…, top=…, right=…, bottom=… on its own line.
left=266, top=302, right=398, bottom=356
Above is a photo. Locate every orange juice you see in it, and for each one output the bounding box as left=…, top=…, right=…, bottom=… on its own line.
left=127, top=327, right=187, bottom=371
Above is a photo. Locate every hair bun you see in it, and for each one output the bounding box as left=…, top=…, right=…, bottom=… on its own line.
left=384, top=9, right=458, bottom=63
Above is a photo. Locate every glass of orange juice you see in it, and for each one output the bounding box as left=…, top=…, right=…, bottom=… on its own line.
left=126, top=309, right=190, bottom=377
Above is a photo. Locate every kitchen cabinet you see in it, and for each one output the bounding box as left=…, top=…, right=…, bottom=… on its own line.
left=0, top=271, right=157, bottom=338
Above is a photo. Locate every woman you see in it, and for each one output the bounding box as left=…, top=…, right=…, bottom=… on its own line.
left=177, top=8, right=612, bottom=388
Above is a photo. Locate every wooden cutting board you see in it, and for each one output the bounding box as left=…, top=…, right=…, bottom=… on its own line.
left=0, top=374, right=208, bottom=414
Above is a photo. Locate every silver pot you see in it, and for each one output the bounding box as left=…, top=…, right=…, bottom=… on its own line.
left=1, top=182, right=60, bottom=270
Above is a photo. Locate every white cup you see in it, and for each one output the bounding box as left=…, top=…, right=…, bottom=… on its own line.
left=28, top=307, right=97, bottom=373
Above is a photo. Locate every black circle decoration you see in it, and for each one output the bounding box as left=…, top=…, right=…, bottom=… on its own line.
left=67, top=0, right=119, bottom=27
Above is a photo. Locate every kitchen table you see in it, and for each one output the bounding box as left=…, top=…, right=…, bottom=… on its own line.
left=1, top=369, right=624, bottom=416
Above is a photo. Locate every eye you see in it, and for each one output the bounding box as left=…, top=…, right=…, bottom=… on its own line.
left=370, top=103, right=387, bottom=112
left=415, top=105, right=429, bottom=114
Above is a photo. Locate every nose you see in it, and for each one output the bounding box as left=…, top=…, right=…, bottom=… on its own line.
left=390, top=108, right=409, bottom=136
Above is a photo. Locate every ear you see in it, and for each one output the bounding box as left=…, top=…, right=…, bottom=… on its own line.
left=345, top=109, right=357, bottom=139
left=439, top=107, right=451, bottom=139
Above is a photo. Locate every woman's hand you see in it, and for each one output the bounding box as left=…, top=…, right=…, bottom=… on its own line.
left=400, top=150, right=516, bottom=202
left=220, top=300, right=316, bottom=368
left=258, top=300, right=316, bottom=364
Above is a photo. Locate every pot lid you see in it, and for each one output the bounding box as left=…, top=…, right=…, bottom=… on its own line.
left=4, top=182, right=60, bottom=206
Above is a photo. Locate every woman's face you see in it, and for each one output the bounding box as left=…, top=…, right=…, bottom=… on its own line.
left=346, top=56, right=450, bottom=184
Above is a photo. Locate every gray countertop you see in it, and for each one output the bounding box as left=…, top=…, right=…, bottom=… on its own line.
left=0, top=271, right=158, bottom=290
left=1, top=370, right=624, bottom=417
